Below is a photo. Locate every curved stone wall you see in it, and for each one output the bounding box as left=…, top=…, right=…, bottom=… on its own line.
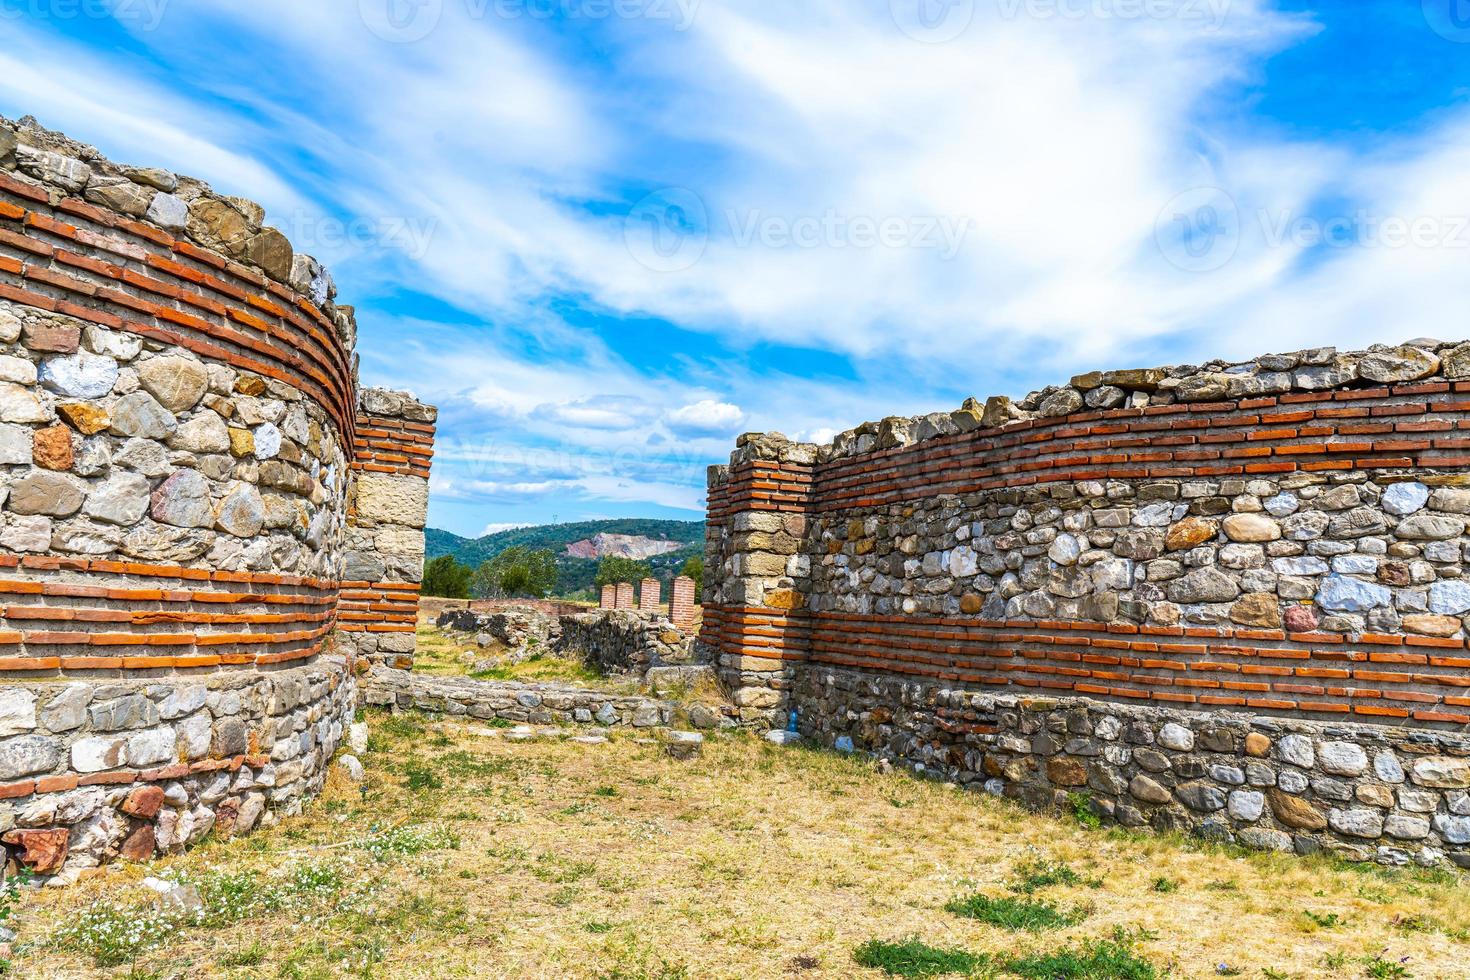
left=0, top=116, right=433, bottom=881
left=701, top=341, right=1470, bottom=865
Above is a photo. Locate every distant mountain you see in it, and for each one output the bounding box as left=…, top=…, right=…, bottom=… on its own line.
left=425, top=519, right=705, bottom=599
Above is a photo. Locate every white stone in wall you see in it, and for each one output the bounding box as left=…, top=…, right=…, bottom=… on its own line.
left=1278, top=734, right=1314, bottom=768
left=1381, top=482, right=1430, bottom=515
left=83, top=473, right=150, bottom=526
left=0, top=382, right=50, bottom=424
left=1227, top=790, right=1264, bottom=822
left=1315, top=575, right=1390, bottom=612
left=0, top=355, right=36, bottom=385
left=1318, top=741, right=1368, bottom=777
left=126, top=727, right=177, bottom=767
left=0, top=691, right=37, bottom=738
left=1427, top=580, right=1470, bottom=616
left=253, top=421, right=282, bottom=459
left=38, top=351, right=118, bottom=399
left=0, top=423, right=32, bottom=465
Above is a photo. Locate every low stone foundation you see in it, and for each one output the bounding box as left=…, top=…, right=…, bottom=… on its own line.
left=0, top=656, right=354, bottom=883
left=361, top=667, right=727, bottom=730
left=554, top=610, right=696, bottom=674
left=797, top=664, right=1470, bottom=869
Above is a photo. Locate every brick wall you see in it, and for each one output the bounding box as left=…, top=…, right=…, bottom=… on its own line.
left=339, top=388, right=436, bottom=668
left=0, top=115, right=433, bottom=880
left=639, top=577, right=661, bottom=612
left=699, top=345, right=1470, bottom=866
left=670, top=575, right=697, bottom=628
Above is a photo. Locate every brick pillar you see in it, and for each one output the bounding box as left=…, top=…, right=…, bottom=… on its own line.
left=615, top=582, right=635, bottom=610
left=600, top=584, right=617, bottom=609
left=639, top=577, right=661, bottom=613
left=342, top=387, right=437, bottom=669
left=671, top=575, right=697, bottom=628
left=698, top=433, right=815, bottom=727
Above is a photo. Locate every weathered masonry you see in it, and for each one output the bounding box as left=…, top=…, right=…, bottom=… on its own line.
left=701, top=344, right=1470, bottom=867
left=0, top=116, right=434, bottom=881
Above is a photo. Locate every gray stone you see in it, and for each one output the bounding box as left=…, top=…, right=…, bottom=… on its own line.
left=0, top=423, right=32, bottom=465
left=337, top=754, right=366, bottom=782
left=151, top=469, right=214, bottom=528
left=1431, top=814, right=1470, bottom=845
left=1381, top=482, right=1430, bottom=516
left=1373, top=751, right=1405, bottom=783
left=39, top=684, right=91, bottom=732
left=9, top=472, right=84, bottom=517
left=214, top=482, right=265, bottom=537
left=71, top=735, right=127, bottom=773
left=89, top=695, right=160, bottom=731
left=1157, top=723, right=1194, bottom=751
left=1318, top=741, right=1368, bottom=777
left=1328, top=808, right=1384, bottom=838
left=1167, top=566, right=1240, bottom=603
left=109, top=391, right=177, bottom=439
left=84, top=472, right=151, bottom=526
left=1357, top=345, right=1439, bottom=383
left=1227, top=790, right=1265, bottom=822
left=1177, top=782, right=1227, bottom=812
left=37, top=351, right=118, bottom=399
left=168, top=412, right=231, bottom=453
left=1384, top=814, right=1431, bottom=840
left=1395, top=514, right=1464, bottom=540
left=0, top=383, right=49, bottom=424
left=145, top=192, right=189, bottom=230
left=1129, top=774, right=1172, bottom=804
left=127, top=727, right=177, bottom=767
left=0, top=690, right=37, bottom=738
left=1315, top=575, right=1390, bottom=612
left=137, top=356, right=209, bottom=412
left=1428, top=581, right=1470, bottom=616
left=0, top=734, right=61, bottom=779
left=1278, top=734, right=1314, bottom=768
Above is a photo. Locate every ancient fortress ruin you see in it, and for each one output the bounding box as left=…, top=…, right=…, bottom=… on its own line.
left=0, top=117, right=434, bottom=881
left=701, top=344, right=1470, bottom=867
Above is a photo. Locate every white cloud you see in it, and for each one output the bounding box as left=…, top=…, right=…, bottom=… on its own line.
left=481, top=522, right=531, bottom=536
left=664, top=399, right=745, bottom=436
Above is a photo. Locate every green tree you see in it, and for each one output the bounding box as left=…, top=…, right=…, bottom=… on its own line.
left=421, top=554, right=472, bottom=598
left=595, top=555, right=651, bottom=589
left=471, top=546, right=558, bottom=599
left=678, top=555, right=704, bottom=597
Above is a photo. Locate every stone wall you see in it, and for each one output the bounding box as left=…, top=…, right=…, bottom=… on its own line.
left=339, top=387, right=435, bottom=669
left=0, top=115, right=433, bottom=878
left=701, top=340, right=1470, bottom=865
left=362, top=667, right=725, bottom=730
left=555, top=610, right=697, bottom=675
left=797, top=666, right=1469, bottom=869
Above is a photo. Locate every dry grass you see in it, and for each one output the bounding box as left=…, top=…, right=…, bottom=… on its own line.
left=7, top=712, right=1468, bottom=979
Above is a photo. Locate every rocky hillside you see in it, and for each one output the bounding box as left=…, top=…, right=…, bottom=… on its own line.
left=426, top=519, right=704, bottom=599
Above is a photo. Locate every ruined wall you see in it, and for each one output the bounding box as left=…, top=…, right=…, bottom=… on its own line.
left=555, top=610, right=697, bottom=675
left=701, top=342, right=1470, bottom=866
left=339, top=387, right=435, bottom=669
left=0, top=116, right=432, bottom=880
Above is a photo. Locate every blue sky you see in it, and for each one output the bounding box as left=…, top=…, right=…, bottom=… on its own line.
left=2, top=0, right=1468, bottom=537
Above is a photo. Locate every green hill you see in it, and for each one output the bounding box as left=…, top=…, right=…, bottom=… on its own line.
left=425, top=519, right=705, bottom=600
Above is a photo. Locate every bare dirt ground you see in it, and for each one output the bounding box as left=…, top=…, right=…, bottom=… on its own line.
left=6, top=710, right=1467, bottom=979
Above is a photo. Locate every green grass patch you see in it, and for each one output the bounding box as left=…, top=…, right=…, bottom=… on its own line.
left=1004, top=929, right=1158, bottom=980
left=853, top=937, right=992, bottom=977
left=945, top=893, right=1087, bottom=932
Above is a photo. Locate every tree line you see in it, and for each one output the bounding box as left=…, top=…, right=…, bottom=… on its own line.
left=422, top=548, right=703, bottom=602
